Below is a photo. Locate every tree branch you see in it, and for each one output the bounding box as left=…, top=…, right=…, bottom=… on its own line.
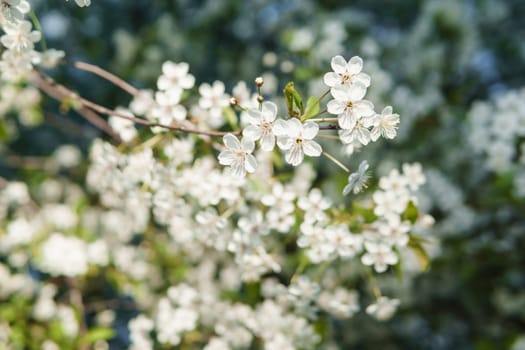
left=31, top=70, right=240, bottom=137
left=69, top=61, right=140, bottom=97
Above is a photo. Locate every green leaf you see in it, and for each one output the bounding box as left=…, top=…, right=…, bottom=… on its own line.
left=408, top=238, right=430, bottom=271
left=223, top=107, right=238, bottom=129
left=81, top=327, right=115, bottom=344
left=401, top=201, right=419, bottom=224
left=302, top=96, right=320, bottom=120
left=0, top=120, right=8, bottom=141
left=283, top=82, right=303, bottom=117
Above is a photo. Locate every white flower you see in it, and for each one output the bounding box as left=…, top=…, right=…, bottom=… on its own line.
left=151, top=90, right=187, bottom=126
left=402, top=163, right=426, bottom=191
left=338, top=118, right=374, bottom=146
left=218, top=134, right=257, bottom=177
left=157, top=61, right=195, bottom=94
left=327, top=84, right=375, bottom=129
left=108, top=107, right=137, bottom=142
left=36, top=49, right=65, bottom=68
left=324, top=55, right=371, bottom=88
left=366, top=296, right=400, bottom=321
left=39, top=233, right=88, bottom=277
left=0, top=0, right=30, bottom=23
left=66, top=0, right=91, bottom=7
left=361, top=241, right=398, bottom=273
left=370, top=106, right=400, bottom=141
left=343, top=160, right=370, bottom=195
left=1, top=20, right=41, bottom=52
left=275, top=118, right=322, bottom=166
left=198, top=81, right=230, bottom=122
left=378, top=215, right=411, bottom=247
left=243, top=101, right=278, bottom=151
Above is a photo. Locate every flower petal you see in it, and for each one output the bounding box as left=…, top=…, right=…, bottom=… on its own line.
left=243, top=125, right=263, bottom=141
left=323, top=72, right=340, bottom=87
left=223, top=133, right=241, bottom=150
left=302, top=140, right=322, bottom=157
left=327, top=99, right=345, bottom=115
left=218, top=150, right=235, bottom=165
left=302, top=121, right=319, bottom=139
left=260, top=133, right=275, bottom=151
left=285, top=145, right=304, bottom=166
left=331, top=55, right=347, bottom=74
left=245, top=154, right=258, bottom=173
left=262, top=101, right=278, bottom=122
left=347, top=56, right=363, bottom=75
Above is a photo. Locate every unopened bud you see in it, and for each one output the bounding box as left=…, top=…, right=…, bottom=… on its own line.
left=255, top=77, right=264, bottom=87
left=257, top=95, right=264, bottom=104
left=229, top=97, right=238, bottom=106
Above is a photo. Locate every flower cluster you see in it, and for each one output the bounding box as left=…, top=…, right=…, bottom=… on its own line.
left=467, top=88, right=525, bottom=197
left=0, top=3, right=438, bottom=348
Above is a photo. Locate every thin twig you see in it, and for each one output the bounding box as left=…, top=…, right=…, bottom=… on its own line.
left=319, top=124, right=341, bottom=131
left=31, top=70, right=240, bottom=137
left=322, top=151, right=350, bottom=173
left=69, top=61, right=140, bottom=97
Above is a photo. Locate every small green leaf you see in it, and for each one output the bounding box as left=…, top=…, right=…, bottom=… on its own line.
left=283, top=82, right=303, bottom=117
left=81, top=327, right=115, bottom=344
left=223, top=107, right=238, bottom=129
left=408, top=238, right=430, bottom=271
left=0, top=119, right=8, bottom=141
left=303, top=96, right=320, bottom=120
left=402, top=201, right=419, bottom=224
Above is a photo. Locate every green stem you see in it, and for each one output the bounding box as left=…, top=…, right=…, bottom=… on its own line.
left=365, top=267, right=382, bottom=299
left=29, top=11, right=47, bottom=52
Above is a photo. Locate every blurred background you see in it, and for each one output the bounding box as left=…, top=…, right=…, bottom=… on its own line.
left=2, top=0, right=525, bottom=349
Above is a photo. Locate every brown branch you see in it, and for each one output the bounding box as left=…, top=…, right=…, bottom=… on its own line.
left=33, top=72, right=122, bottom=142
left=31, top=70, right=240, bottom=137
left=69, top=61, right=140, bottom=97
left=319, top=124, right=341, bottom=130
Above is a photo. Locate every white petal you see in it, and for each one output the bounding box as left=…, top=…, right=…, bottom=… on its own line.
left=356, top=127, right=371, bottom=145
left=223, top=133, right=241, bottom=150
left=330, top=86, right=348, bottom=101
left=370, top=127, right=381, bottom=142
left=355, top=73, right=371, bottom=87
left=327, top=99, right=345, bottom=115
left=285, top=145, right=304, bottom=166
left=331, top=55, right=347, bottom=74
left=241, top=137, right=255, bottom=153
left=245, top=154, right=257, bottom=173
left=348, top=83, right=367, bottom=101
left=260, top=133, right=275, bottom=151
left=338, top=111, right=357, bottom=130
left=354, top=100, right=375, bottom=116
left=323, top=72, right=340, bottom=87
left=302, top=122, right=319, bottom=139
left=382, top=106, right=393, bottom=115
left=342, top=184, right=352, bottom=196
left=218, top=150, right=236, bottom=165
left=302, top=140, right=322, bottom=157
left=347, top=56, right=363, bottom=75
left=247, top=109, right=263, bottom=123
left=287, top=118, right=303, bottom=138
left=272, top=119, right=288, bottom=136
left=243, top=125, right=263, bottom=141
left=231, top=161, right=247, bottom=177
left=277, top=136, right=293, bottom=150
left=262, top=101, right=278, bottom=122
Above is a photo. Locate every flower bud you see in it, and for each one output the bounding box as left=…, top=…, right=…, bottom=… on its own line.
left=255, top=77, right=264, bottom=88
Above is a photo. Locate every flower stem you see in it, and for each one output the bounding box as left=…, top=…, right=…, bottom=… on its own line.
left=29, top=11, right=47, bottom=52
left=322, top=151, right=350, bottom=173
left=309, top=115, right=336, bottom=123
